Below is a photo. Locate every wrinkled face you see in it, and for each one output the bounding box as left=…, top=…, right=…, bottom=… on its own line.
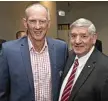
left=23, top=6, right=50, bottom=41
left=70, top=27, right=97, bottom=57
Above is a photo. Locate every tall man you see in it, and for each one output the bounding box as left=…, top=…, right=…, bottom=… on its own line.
left=0, top=3, right=68, bottom=101
left=59, top=18, right=108, bottom=101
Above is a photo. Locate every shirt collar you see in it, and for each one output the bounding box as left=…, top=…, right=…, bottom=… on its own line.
left=28, top=37, right=48, bottom=53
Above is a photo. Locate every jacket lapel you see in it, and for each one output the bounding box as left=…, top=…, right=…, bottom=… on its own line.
left=69, top=49, right=97, bottom=100
left=20, top=37, right=34, bottom=97
left=70, top=49, right=96, bottom=100
left=47, top=38, right=57, bottom=101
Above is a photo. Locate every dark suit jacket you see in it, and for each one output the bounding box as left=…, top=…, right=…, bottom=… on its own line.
left=0, top=36, right=68, bottom=101
left=95, top=39, right=102, bottom=52
left=61, top=48, right=108, bottom=101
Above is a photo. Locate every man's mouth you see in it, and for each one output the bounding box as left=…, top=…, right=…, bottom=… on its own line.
left=75, top=45, right=83, bottom=47
left=34, top=31, right=42, bottom=35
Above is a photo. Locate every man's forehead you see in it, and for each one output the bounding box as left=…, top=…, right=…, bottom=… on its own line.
left=26, top=6, right=48, bottom=19
left=27, top=5, right=47, bottom=14
left=71, top=27, right=88, bottom=32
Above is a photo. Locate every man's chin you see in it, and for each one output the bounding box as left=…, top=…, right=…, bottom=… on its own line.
left=74, top=49, right=82, bottom=53
left=35, top=39, right=43, bottom=41
left=34, top=37, right=44, bottom=41
left=74, top=50, right=84, bottom=56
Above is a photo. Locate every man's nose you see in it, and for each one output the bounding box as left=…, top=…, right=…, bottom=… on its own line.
left=35, top=21, right=41, bottom=29
left=76, top=36, right=82, bottom=43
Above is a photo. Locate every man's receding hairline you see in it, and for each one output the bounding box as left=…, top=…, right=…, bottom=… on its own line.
left=25, top=3, right=50, bottom=20
left=26, top=4, right=47, bottom=12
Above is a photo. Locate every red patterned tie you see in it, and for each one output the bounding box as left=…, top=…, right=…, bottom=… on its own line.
left=60, top=59, right=79, bottom=101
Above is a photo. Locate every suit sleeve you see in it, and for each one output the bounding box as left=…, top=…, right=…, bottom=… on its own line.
left=101, top=75, right=108, bottom=100
left=0, top=45, right=10, bottom=101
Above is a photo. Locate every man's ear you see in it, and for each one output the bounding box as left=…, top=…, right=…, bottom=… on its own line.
left=22, top=18, right=27, bottom=29
left=48, top=20, right=51, bottom=28
left=93, top=33, right=97, bottom=44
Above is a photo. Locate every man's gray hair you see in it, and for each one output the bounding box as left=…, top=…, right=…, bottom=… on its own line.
left=25, top=3, right=50, bottom=20
left=70, top=18, right=96, bottom=35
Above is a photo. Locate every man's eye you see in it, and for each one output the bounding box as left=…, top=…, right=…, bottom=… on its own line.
left=71, top=35, right=76, bottom=38
left=39, top=20, right=46, bottom=24
left=30, top=20, right=35, bottom=22
left=39, top=20, right=44, bottom=23
left=29, top=20, right=36, bottom=24
left=82, top=36, right=86, bottom=37
left=81, top=35, right=87, bottom=38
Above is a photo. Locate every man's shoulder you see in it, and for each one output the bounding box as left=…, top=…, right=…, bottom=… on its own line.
left=93, top=49, right=108, bottom=64
left=98, top=51, right=108, bottom=60
left=47, top=37, right=67, bottom=45
left=2, top=37, right=26, bottom=48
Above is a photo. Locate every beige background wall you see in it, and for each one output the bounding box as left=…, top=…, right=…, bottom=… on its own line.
left=57, top=2, right=108, bottom=55
left=0, top=2, right=108, bottom=55
left=0, top=1, right=57, bottom=40
left=0, top=1, right=30, bottom=40
left=40, top=1, right=57, bottom=38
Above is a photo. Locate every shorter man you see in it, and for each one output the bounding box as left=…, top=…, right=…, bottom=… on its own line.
left=59, top=18, right=108, bottom=101
left=16, top=30, right=26, bottom=39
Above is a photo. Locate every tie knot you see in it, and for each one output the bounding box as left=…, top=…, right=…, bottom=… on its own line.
left=74, top=59, right=79, bottom=66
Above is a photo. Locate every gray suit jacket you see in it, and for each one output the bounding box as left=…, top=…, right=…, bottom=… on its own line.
left=61, top=48, right=108, bottom=101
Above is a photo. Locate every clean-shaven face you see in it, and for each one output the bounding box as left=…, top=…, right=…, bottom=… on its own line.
left=24, top=6, right=50, bottom=41
left=70, top=27, right=97, bottom=57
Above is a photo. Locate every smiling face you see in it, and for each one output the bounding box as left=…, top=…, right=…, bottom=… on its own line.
left=70, top=27, right=97, bottom=57
left=23, top=5, right=50, bottom=42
